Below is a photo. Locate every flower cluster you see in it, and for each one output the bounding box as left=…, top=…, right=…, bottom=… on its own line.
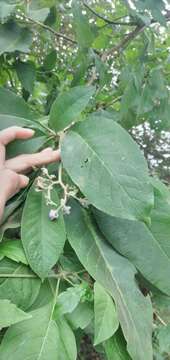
left=35, top=165, right=89, bottom=221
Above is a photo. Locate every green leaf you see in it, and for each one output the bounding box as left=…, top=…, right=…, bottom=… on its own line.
left=43, top=50, right=57, bottom=71
left=94, top=206, right=170, bottom=296
left=55, top=285, right=83, bottom=317
left=15, top=61, right=36, bottom=93
left=30, top=0, right=56, bottom=9
left=0, top=114, right=38, bottom=131
left=104, top=330, right=131, bottom=360
left=0, top=239, right=28, bottom=265
left=134, top=0, right=166, bottom=25
left=28, top=8, right=49, bottom=22
left=157, top=324, right=170, bottom=354
left=150, top=177, right=170, bottom=201
left=49, top=86, right=95, bottom=132
left=0, top=207, right=22, bottom=241
left=66, top=200, right=153, bottom=360
left=56, top=317, right=77, bottom=360
left=94, top=282, right=119, bottom=345
left=6, top=133, right=46, bottom=158
left=0, top=291, right=77, bottom=360
left=72, top=0, right=94, bottom=48
left=29, top=280, right=54, bottom=311
left=0, top=259, right=41, bottom=310
left=0, top=87, right=34, bottom=119
left=66, top=302, right=94, bottom=330
left=150, top=189, right=170, bottom=263
left=61, top=116, right=153, bottom=222
left=21, top=183, right=66, bottom=279
left=0, top=114, right=46, bottom=159
left=0, top=299, right=31, bottom=328
left=0, top=2, right=15, bottom=22
left=0, top=21, right=32, bottom=55
left=153, top=292, right=170, bottom=325
left=94, top=55, right=111, bottom=87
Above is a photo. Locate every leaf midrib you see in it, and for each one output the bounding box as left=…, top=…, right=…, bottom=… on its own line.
left=36, top=287, right=58, bottom=360
left=85, top=216, right=144, bottom=355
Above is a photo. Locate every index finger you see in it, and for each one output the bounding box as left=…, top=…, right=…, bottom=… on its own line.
left=0, top=126, right=35, bottom=145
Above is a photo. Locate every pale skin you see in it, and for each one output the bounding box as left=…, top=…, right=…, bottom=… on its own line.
left=0, top=126, right=60, bottom=221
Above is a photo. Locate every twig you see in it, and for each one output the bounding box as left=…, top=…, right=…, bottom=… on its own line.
left=154, top=311, right=167, bottom=327
left=107, top=95, right=122, bottom=106
left=5, top=68, right=15, bottom=88
left=102, top=24, right=145, bottom=61
left=37, top=121, right=56, bottom=137
left=83, top=2, right=135, bottom=26
left=23, top=15, right=77, bottom=45
left=87, top=66, right=98, bottom=86
left=100, top=11, right=170, bottom=62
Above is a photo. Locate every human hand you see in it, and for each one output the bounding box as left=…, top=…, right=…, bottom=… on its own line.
left=0, top=126, right=60, bottom=219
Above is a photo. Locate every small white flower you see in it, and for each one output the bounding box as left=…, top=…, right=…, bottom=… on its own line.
left=80, top=199, right=90, bottom=208
left=63, top=205, right=71, bottom=215
left=49, top=209, right=59, bottom=221
left=41, top=167, right=48, bottom=176
left=36, top=177, right=45, bottom=190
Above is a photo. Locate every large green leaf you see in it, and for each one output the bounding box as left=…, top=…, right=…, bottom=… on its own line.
left=0, top=2, right=16, bottom=22
left=49, top=86, right=95, bottom=132
left=55, top=317, right=77, bottom=360
left=21, top=183, right=66, bottom=279
left=15, top=61, right=36, bottom=93
left=29, top=280, right=54, bottom=311
left=133, top=0, right=166, bottom=25
left=0, top=21, right=32, bottom=55
left=66, top=200, right=153, bottom=360
left=0, top=289, right=77, bottom=360
left=0, top=206, right=22, bottom=241
left=6, top=133, right=46, bottom=158
left=72, top=0, right=94, bottom=48
left=94, top=206, right=170, bottom=296
left=30, top=0, right=57, bottom=9
left=150, top=191, right=170, bottom=256
left=0, top=115, right=45, bottom=157
left=0, top=239, right=28, bottom=265
left=0, top=259, right=41, bottom=310
left=43, top=50, right=57, bottom=71
left=0, top=88, right=34, bottom=119
left=156, top=324, right=170, bottom=355
left=28, top=8, right=50, bottom=22
left=55, top=285, right=83, bottom=317
left=0, top=114, right=37, bottom=130
left=61, top=116, right=153, bottom=222
left=94, top=282, right=119, bottom=345
left=104, top=330, right=131, bottom=360
left=66, top=302, right=94, bottom=330
left=0, top=299, right=31, bottom=328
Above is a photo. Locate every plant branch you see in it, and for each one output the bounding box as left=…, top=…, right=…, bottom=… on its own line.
left=83, top=2, right=136, bottom=26
left=154, top=311, right=167, bottom=327
left=23, top=15, right=77, bottom=45
left=99, top=11, right=170, bottom=62
left=102, top=24, right=145, bottom=61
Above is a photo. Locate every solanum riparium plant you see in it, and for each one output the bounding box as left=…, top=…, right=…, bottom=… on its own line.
left=0, top=0, right=169, bottom=359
